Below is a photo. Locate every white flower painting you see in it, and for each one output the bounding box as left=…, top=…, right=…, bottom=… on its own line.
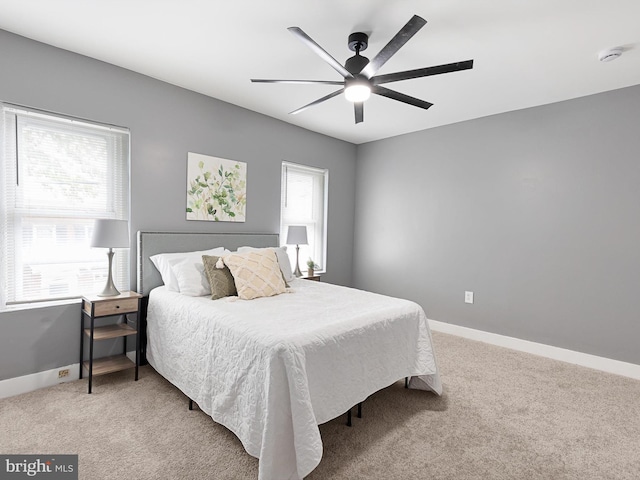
left=186, top=152, right=247, bottom=222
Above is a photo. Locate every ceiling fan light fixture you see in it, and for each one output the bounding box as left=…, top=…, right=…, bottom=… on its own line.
left=344, top=77, right=371, bottom=102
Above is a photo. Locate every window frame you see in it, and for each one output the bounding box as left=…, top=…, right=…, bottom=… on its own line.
left=0, top=103, right=131, bottom=307
left=280, top=161, right=328, bottom=275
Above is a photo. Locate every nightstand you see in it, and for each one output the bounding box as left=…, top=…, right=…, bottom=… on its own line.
left=80, top=291, right=142, bottom=394
left=302, top=275, right=321, bottom=282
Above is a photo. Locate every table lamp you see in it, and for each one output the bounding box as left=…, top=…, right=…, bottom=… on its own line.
left=91, top=219, right=129, bottom=297
left=286, top=225, right=308, bottom=277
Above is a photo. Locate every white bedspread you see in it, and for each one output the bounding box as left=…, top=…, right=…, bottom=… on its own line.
left=146, top=278, right=441, bottom=480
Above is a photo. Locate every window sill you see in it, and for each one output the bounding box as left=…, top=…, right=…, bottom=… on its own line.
left=0, top=297, right=82, bottom=314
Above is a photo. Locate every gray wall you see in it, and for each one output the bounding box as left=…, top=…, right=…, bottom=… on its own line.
left=3, top=26, right=639, bottom=384
left=354, top=85, right=640, bottom=365
left=0, top=29, right=357, bottom=381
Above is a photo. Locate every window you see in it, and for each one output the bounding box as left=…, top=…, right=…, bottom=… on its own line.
left=0, top=104, right=130, bottom=305
left=280, top=161, right=328, bottom=274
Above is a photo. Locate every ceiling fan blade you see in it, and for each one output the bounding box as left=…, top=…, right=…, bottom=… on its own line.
left=289, top=89, right=344, bottom=115
left=372, top=60, right=474, bottom=85
left=288, top=27, right=353, bottom=79
left=251, top=79, right=344, bottom=85
left=373, top=86, right=433, bottom=110
left=361, top=15, right=427, bottom=78
left=355, top=102, right=363, bottom=124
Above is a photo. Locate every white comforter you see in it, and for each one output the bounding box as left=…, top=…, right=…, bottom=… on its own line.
left=146, top=279, right=441, bottom=480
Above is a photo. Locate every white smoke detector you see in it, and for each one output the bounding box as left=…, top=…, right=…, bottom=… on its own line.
left=598, top=47, right=623, bottom=62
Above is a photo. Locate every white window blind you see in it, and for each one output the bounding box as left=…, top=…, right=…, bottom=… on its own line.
left=0, top=104, right=130, bottom=305
left=280, top=161, right=328, bottom=273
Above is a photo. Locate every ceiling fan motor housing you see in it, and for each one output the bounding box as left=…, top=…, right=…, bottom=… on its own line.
left=345, top=54, right=370, bottom=75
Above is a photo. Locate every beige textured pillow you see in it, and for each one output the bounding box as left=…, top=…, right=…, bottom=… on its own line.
left=202, top=255, right=237, bottom=300
left=221, top=250, right=287, bottom=300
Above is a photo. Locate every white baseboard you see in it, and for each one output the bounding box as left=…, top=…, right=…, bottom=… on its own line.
left=126, top=350, right=136, bottom=364
left=429, top=319, right=640, bottom=381
left=0, top=352, right=137, bottom=399
left=0, top=363, right=80, bottom=400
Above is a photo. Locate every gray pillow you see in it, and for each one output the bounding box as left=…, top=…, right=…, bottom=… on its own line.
left=202, top=255, right=237, bottom=300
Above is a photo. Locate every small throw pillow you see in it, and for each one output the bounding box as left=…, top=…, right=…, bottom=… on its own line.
left=221, top=250, right=286, bottom=300
left=237, top=246, right=294, bottom=283
left=202, top=255, right=237, bottom=300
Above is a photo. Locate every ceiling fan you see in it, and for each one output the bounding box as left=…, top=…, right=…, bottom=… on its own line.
left=251, top=15, right=474, bottom=124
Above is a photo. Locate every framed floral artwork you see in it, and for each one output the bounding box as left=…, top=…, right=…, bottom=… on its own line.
left=186, top=152, right=247, bottom=222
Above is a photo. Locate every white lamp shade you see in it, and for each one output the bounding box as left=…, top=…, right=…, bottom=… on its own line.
left=286, top=225, right=308, bottom=245
left=90, top=219, right=130, bottom=248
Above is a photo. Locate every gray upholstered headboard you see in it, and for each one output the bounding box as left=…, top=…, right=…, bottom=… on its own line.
left=136, top=231, right=279, bottom=296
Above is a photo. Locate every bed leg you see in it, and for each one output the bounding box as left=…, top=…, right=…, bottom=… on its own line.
left=346, top=408, right=352, bottom=427
left=189, top=399, right=193, bottom=411
left=405, top=377, right=409, bottom=388
left=357, top=402, right=362, bottom=418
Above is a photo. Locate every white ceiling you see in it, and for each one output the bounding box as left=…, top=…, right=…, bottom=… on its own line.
left=1, top=0, right=639, bottom=144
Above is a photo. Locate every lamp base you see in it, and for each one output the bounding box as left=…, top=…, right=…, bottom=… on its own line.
left=97, top=249, right=121, bottom=297
left=97, top=283, right=121, bottom=297
left=293, top=244, right=303, bottom=277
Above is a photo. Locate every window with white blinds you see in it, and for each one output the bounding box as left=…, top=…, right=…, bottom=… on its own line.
left=0, top=104, right=130, bottom=305
left=280, top=161, right=328, bottom=274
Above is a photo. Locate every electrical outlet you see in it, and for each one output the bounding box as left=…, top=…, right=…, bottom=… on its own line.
left=464, top=291, right=474, bottom=304
left=58, top=369, right=69, bottom=378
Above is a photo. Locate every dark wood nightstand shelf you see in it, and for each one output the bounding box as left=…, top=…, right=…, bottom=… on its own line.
left=80, top=291, right=142, bottom=394
left=84, top=355, right=135, bottom=377
left=302, top=275, right=321, bottom=282
left=84, top=323, right=136, bottom=340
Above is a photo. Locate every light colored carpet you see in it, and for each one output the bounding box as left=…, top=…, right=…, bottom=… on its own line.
left=1, top=331, right=639, bottom=479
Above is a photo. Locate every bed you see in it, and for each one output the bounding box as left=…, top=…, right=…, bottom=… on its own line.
left=137, top=231, right=442, bottom=480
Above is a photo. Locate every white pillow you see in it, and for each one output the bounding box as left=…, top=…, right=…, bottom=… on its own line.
left=150, top=247, right=228, bottom=292
left=172, top=259, right=210, bottom=296
left=237, top=246, right=293, bottom=283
